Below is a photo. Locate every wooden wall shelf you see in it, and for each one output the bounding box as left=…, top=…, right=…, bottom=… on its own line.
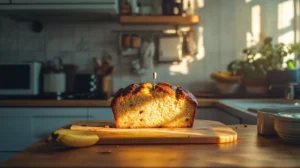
left=120, top=15, right=200, bottom=25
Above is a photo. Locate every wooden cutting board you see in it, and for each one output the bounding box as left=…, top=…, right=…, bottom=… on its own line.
left=69, top=120, right=237, bottom=144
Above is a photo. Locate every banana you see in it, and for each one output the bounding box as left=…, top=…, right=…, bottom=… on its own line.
left=52, top=129, right=99, bottom=148
left=210, top=71, right=241, bottom=83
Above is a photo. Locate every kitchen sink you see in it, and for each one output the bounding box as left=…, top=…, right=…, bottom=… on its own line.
left=221, top=99, right=300, bottom=113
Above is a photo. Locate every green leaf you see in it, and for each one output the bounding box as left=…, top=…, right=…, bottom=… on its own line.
left=286, top=59, right=295, bottom=69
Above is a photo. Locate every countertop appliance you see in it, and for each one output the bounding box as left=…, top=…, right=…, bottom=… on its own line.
left=0, top=62, right=42, bottom=96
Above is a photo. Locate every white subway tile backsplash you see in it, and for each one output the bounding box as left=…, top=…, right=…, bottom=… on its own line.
left=0, top=37, right=18, bottom=51
left=88, top=23, right=104, bottom=39
left=46, top=37, right=61, bottom=51
left=75, top=37, right=89, bottom=52
left=18, top=51, right=46, bottom=63
left=0, top=51, right=19, bottom=63
left=18, top=22, right=44, bottom=38
left=18, top=37, right=45, bottom=52
left=46, top=51, right=75, bottom=65
left=72, top=52, right=92, bottom=70
left=0, top=20, right=18, bottom=38
left=89, top=37, right=103, bottom=52
left=60, top=23, right=75, bottom=38
left=61, top=37, right=75, bottom=51
left=75, top=24, right=89, bottom=39
left=45, top=51, right=60, bottom=61
left=60, top=51, right=75, bottom=64
left=45, top=23, right=63, bottom=37
left=89, top=51, right=104, bottom=60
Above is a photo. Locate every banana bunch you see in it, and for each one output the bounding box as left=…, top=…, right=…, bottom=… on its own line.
left=50, top=129, right=99, bottom=148
left=210, top=71, right=241, bottom=83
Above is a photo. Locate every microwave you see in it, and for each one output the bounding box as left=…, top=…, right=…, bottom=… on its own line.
left=0, top=62, right=42, bottom=96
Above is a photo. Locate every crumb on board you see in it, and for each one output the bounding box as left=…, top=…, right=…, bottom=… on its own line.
left=244, top=124, right=247, bottom=127
left=98, top=150, right=112, bottom=154
left=235, top=127, right=238, bottom=129
left=105, top=125, right=110, bottom=128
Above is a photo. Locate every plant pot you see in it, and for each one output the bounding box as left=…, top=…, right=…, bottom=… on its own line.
left=210, top=71, right=242, bottom=95
left=243, top=77, right=267, bottom=96
left=267, top=69, right=300, bottom=84
left=215, top=82, right=241, bottom=95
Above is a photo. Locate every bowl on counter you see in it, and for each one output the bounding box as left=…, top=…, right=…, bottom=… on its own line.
left=272, top=111, right=300, bottom=144
left=257, top=110, right=279, bottom=135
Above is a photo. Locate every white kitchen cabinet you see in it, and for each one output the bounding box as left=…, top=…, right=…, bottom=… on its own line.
left=87, top=108, right=114, bottom=120
left=0, top=115, right=33, bottom=151
left=12, top=0, right=115, bottom=4
left=0, top=0, right=9, bottom=4
left=196, top=108, right=241, bottom=125
left=217, top=109, right=241, bottom=125
left=30, top=108, right=88, bottom=143
left=0, top=108, right=87, bottom=151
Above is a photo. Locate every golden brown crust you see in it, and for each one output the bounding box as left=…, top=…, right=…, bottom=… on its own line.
left=111, top=82, right=198, bottom=128
left=111, top=82, right=198, bottom=107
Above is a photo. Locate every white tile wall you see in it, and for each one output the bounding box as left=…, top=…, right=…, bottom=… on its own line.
left=0, top=0, right=296, bottom=94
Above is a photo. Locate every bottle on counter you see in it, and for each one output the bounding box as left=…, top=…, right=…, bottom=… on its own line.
left=122, top=34, right=132, bottom=48
left=131, top=34, right=142, bottom=48
left=121, top=0, right=132, bottom=15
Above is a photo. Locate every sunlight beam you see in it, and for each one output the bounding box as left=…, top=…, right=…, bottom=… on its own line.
left=278, top=0, right=295, bottom=68
left=278, top=0, right=294, bottom=30
left=196, top=26, right=205, bottom=60
left=197, top=0, right=204, bottom=8
left=251, top=5, right=261, bottom=44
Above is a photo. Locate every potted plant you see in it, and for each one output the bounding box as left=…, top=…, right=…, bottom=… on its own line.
left=228, top=37, right=287, bottom=96
left=287, top=42, right=300, bottom=68
left=266, top=41, right=300, bottom=97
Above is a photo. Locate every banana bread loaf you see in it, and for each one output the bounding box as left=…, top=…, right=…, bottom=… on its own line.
left=111, top=82, right=198, bottom=128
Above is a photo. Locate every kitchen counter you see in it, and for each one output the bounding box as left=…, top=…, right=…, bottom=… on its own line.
left=1, top=124, right=300, bottom=167
left=1, top=98, right=297, bottom=125
left=0, top=98, right=218, bottom=107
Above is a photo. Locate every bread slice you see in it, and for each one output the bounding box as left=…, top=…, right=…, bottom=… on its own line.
left=111, top=82, right=198, bottom=128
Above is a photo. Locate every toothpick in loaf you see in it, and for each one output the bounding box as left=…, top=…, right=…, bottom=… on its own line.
left=153, top=72, right=157, bottom=90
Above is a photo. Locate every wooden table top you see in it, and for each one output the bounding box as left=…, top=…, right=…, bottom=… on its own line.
left=1, top=124, right=300, bottom=168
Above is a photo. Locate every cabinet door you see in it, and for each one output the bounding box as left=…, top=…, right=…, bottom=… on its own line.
left=0, top=0, right=9, bottom=4
left=0, top=108, right=87, bottom=151
left=216, top=109, right=241, bottom=125
left=87, top=108, right=114, bottom=120
left=30, top=108, right=87, bottom=143
left=196, top=108, right=218, bottom=121
left=12, top=0, right=114, bottom=4
left=0, top=152, right=18, bottom=164
left=0, top=115, right=33, bottom=151
left=196, top=108, right=241, bottom=125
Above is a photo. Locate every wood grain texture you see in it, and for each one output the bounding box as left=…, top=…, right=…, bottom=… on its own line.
left=2, top=124, right=300, bottom=168
left=0, top=99, right=217, bottom=107
left=69, top=120, right=237, bottom=144
left=120, top=15, right=200, bottom=25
